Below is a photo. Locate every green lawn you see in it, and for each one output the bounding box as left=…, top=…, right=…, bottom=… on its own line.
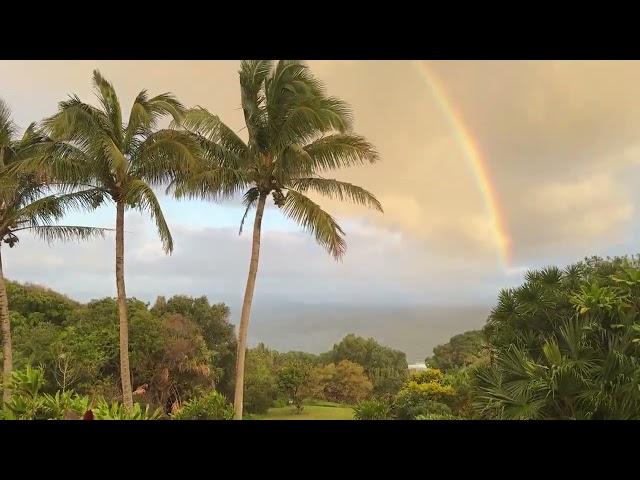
left=248, top=401, right=354, bottom=420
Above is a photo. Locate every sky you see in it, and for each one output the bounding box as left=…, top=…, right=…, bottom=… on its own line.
left=2, top=60, right=640, bottom=358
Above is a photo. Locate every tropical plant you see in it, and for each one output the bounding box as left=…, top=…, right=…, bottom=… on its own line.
left=353, top=398, right=392, bottom=420
left=474, top=257, right=640, bottom=420
left=2, top=365, right=90, bottom=419
left=34, top=71, right=200, bottom=409
left=0, top=99, right=106, bottom=403
left=171, top=390, right=233, bottom=420
left=41, top=390, right=91, bottom=419
left=172, top=60, right=382, bottom=418
left=93, top=399, right=163, bottom=420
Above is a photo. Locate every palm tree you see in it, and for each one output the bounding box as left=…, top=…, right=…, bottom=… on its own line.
left=475, top=261, right=640, bottom=420
left=173, top=60, right=383, bottom=419
left=0, top=99, right=107, bottom=404
left=37, top=71, right=199, bottom=409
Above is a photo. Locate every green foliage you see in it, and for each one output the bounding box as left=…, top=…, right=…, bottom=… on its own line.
left=321, top=334, right=408, bottom=397
left=41, top=390, right=91, bottom=419
left=93, top=400, right=163, bottom=420
left=7, top=281, right=79, bottom=325
left=353, top=398, right=392, bottom=420
left=426, top=330, right=487, bottom=372
left=474, top=256, right=640, bottom=420
left=391, top=367, right=456, bottom=420
left=0, top=98, right=107, bottom=252
left=171, top=390, right=233, bottom=420
left=36, top=71, right=201, bottom=254
left=415, top=413, right=460, bottom=420
left=151, top=295, right=236, bottom=398
left=411, top=368, right=445, bottom=384
left=393, top=393, right=452, bottom=420
left=10, top=364, right=45, bottom=398
left=279, top=350, right=320, bottom=365
left=277, top=359, right=313, bottom=413
left=6, top=286, right=234, bottom=413
left=443, top=368, right=476, bottom=418
left=3, top=365, right=90, bottom=420
left=243, top=344, right=279, bottom=414
left=312, top=360, right=373, bottom=404
left=3, top=365, right=47, bottom=419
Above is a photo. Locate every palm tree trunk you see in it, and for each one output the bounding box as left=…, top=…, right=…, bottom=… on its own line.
left=116, top=201, right=133, bottom=410
left=233, top=192, right=267, bottom=419
left=0, top=246, right=12, bottom=405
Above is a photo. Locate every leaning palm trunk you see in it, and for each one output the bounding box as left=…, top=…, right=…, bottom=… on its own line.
left=0, top=248, right=12, bottom=405
left=233, top=193, right=267, bottom=419
left=116, top=201, right=133, bottom=410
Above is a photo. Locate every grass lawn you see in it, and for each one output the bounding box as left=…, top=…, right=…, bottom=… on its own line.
left=248, top=401, right=354, bottom=420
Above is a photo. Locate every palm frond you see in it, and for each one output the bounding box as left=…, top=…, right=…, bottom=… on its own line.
left=43, top=95, right=110, bottom=143
left=171, top=166, right=253, bottom=202
left=132, top=129, right=200, bottom=186
left=26, top=225, right=109, bottom=244
left=125, top=90, right=185, bottom=151
left=281, top=189, right=346, bottom=259
left=92, top=70, right=124, bottom=148
left=302, top=134, right=378, bottom=172
left=273, top=96, right=353, bottom=154
left=239, top=187, right=260, bottom=235
left=122, top=179, right=173, bottom=253
left=239, top=60, right=273, bottom=151
left=0, top=98, right=18, bottom=154
left=177, top=107, right=248, bottom=157
left=290, top=177, right=383, bottom=212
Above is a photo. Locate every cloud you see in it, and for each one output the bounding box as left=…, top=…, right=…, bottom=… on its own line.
left=509, top=173, right=634, bottom=260
left=306, top=60, right=640, bottom=265
left=2, top=59, right=640, bottom=310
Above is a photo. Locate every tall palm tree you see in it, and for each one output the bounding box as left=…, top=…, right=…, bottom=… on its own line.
left=173, top=60, right=383, bottom=419
left=37, top=71, right=199, bottom=409
left=0, top=99, right=107, bottom=404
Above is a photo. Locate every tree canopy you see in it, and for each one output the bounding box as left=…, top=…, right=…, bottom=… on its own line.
left=473, top=256, right=640, bottom=420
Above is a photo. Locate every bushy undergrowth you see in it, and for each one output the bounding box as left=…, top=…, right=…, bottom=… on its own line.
left=171, top=390, right=234, bottom=420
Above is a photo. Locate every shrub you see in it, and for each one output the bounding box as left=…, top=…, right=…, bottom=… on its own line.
left=3, top=366, right=90, bottom=420
left=393, top=396, right=452, bottom=420
left=392, top=380, right=454, bottom=420
left=312, top=360, right=373, bottom=405
left=416, top=413, right=460, bottom=420
left=171, top=390, right=233, bottom=420
left=353, top=399, right=392, bottom=420
left=93, top=400, right=163, bottom=420
left=41, top=390, right=91, bottom=419
left=411, top=368, right=445, bottom=384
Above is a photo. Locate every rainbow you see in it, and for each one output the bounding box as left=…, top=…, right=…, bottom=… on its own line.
left=414, top=61, right=512, bottom=269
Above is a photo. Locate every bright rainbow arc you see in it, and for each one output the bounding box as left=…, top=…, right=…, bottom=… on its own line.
left=414, top=61, right=513, bottom=269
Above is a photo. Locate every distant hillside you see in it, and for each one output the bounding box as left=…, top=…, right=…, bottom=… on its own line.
left=248, top=302, right=491, bottom=363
